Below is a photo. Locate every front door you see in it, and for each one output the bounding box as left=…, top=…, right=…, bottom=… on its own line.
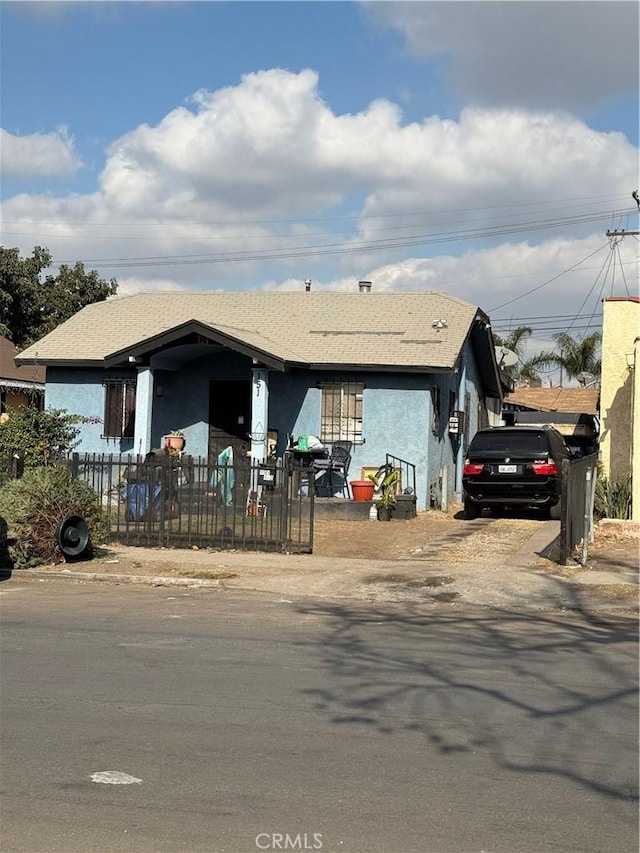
left=208, top=380, right=251, bottom=463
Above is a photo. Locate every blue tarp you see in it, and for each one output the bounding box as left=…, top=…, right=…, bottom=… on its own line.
left=125, top=482, right=162, bottom=521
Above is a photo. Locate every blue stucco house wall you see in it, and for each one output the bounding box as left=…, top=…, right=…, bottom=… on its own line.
left=45, top=339, right=492, bottom=510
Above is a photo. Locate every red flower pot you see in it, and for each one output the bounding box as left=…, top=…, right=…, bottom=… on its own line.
left=350, top=480, right=375, bottom=502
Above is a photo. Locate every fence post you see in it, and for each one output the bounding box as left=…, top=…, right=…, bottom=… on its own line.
left=559, top=458, right=570, bottom=565
left=70, top=452, right=80, bottom=479
left=580, top=466, right=593, bottom=565
left=11, top=453, right=24, bottom=480
left=280, top=458, right=293, bottom=550
left=588, top=465, right=597, bottom=544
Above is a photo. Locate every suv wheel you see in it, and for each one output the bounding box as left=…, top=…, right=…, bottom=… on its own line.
left=464, top=499, right=479, bottom=520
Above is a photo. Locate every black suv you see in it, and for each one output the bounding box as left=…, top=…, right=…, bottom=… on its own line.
left=462, top=425, right=571, bottom=520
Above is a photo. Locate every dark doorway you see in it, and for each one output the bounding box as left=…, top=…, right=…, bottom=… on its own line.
left=208, top=379, right=251, bottom=463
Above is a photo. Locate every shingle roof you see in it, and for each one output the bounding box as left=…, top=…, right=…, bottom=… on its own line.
left=16, top=290, right=485, bottom=371
left=505, top=386, right=600, bottom=415
left=0, top=336, right=45, bottom=388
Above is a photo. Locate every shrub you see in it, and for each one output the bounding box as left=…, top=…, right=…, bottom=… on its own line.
left=594, top=471, right=632, bottom=521
left=0, top=466, right=109, bottom=569
left=0, top=405, right=97, bottom=469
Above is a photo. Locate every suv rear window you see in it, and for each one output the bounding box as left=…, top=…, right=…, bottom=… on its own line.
left=469, top=430, right=550, bottom=454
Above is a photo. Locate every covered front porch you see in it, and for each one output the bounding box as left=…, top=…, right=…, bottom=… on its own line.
left=122, top=322, right=280, bottom=465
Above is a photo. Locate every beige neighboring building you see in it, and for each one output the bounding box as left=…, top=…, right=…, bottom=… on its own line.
left=599, top=296, right=640, bottom=520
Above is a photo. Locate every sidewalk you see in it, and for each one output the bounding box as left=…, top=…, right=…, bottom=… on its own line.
left=15, top=516, right=639, bottom=617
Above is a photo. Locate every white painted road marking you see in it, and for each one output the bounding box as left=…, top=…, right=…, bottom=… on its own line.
left=90, top=771, right=143, bottom=785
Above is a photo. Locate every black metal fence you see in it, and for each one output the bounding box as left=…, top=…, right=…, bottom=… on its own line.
left=67, top=453, right=314, bottom=553
left=558, top=453, right=598, bottom=565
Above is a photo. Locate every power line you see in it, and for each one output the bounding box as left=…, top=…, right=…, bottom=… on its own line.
left=488, top=242, right=611, bottom=312
left=491, top=312, right=602, bottom=322
left=561, top=241, right=615, bottom=340
left=45, top=207, right=630, bottom=269
left=490, top=223, right=636, bottom=353
left=609, top=234, right=633, bottom=297
left=492, top=322, right=602, bottom=334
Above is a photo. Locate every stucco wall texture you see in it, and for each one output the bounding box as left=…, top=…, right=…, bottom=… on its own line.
left=45, top=342, right=490, bottom=510
left=599, top=298, right=640, bottom=519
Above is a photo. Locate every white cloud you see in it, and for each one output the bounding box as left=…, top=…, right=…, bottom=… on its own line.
left=363, top=1, right=639, bottom=110
left=99, top=68, right=374, bottom=218
left=93, top=70, right=637, bottom=231
left=0, top=68, right=637, bottom=333
left=0, top=127, right=82, bottom=179
left=268, top=233, right=639, bottom=322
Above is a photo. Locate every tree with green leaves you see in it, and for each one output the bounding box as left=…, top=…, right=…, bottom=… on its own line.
left=0, top=405, right=95, bottom=468
left=533, top=332, right=601, bottom=383
left=492, top=326, right=541, bottom=384
left=0, top=245, right=117, bottom=349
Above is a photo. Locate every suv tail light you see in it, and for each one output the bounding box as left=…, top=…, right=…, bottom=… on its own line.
left=531, top=461, right=559, bottom=476
left=463, top=462, right=484, bottom=475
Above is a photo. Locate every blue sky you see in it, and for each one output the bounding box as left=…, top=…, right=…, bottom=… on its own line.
left=1, top=1, right=638, bottom=364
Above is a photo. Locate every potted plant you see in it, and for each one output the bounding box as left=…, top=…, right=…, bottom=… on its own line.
left=164, top=430, right=185, bottom=453
left=368, top=467, right=400, bottom=520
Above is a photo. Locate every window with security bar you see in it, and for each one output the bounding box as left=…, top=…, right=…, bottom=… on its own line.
left=320, top=382, right=364, bottom=444
left=103, top=379, right=136, bottom=439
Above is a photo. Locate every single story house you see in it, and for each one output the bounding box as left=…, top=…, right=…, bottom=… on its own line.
left=15, top=287, right=504, bottom=510
left=0, top=335, right=45, bottom=414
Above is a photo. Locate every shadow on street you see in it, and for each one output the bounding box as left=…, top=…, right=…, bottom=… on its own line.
left=297, top=592, right=639, bottom=805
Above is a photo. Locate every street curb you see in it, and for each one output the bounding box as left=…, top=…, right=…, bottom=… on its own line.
left=14, top=566, right=638, bottom=617
left=20, top=570, right=225, bottom=588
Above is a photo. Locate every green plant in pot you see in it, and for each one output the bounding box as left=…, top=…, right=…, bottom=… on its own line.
left=368, top=467, right=400, bottom=520
left=165, top=429, right=186, bottom=455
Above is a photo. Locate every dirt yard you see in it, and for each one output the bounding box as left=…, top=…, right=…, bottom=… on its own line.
left=314, top=512, right=638, bottom=570
left=312, top=510, right=462, bottom=560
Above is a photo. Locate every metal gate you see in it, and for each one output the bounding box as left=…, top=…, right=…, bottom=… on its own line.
left=558, top=453, right=598, bottom=565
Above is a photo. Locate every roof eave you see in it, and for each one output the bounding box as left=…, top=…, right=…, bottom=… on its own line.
left=0, top=379, right=45, bottom=390
left=104, top=319, right=288, bottom=372
left=14, top=357, right=105, bottom=368
left=306, top=362, right=456, bottom=373
left=468, top=312, right=503, bottom=399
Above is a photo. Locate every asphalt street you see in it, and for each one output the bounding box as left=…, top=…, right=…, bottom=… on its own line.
left=1, top=580, right=638, bottom=853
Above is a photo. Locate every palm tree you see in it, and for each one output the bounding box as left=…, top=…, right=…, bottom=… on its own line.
left=532, top=332, right=601, bottom=384
left=492, top=326, right=541, bottom=384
